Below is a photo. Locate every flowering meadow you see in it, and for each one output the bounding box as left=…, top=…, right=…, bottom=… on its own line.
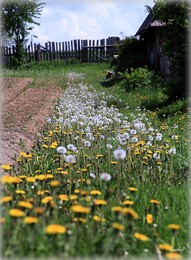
left=0, top=66, right=190, bottom=259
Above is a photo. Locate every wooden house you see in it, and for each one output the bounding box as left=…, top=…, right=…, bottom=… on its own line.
left=135, top=10, right=170, bottom=79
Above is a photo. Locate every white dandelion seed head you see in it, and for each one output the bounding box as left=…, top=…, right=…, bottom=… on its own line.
left=113, top=148, right=127, bottom=160
left=169, top=147, right=176, bottom=155
left=67, top=144, right=76, bottom=151
left=106, top=144, right=113, bottom=149
left=131, top=137, right=138, bottom=143
left=65, top=154, right=75, bottom=164
left=153, top=152, right=160, bottom=160
left=89, top=172, right=96, bottom=178
left=100, top=173, right=111, bottom=181
left=57, top=146, right=67, bottom=154
left=84, top=140, right=91, bottom=147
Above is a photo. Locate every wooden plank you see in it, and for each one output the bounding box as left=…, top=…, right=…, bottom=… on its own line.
left=48, top=42, right=52, bottom=61
left=45, top=42, right=48, bottom=61
left=96, top=40, right=99, bottom=62
left=78, top=39, right=81, bottom=61
left=52, top=42, right=55, bottom=60
left=55, top=42, right=58, bottom=60
left=89, top=39, right=92, bottom=61
left=74, top=39, right=77, bottom=60
left=61, top=42, right=64, bottom=60
left=65, top=41, right=68, bottom=60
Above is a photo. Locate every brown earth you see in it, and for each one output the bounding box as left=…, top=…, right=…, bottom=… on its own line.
left=0, top=77, right=62, bottom=166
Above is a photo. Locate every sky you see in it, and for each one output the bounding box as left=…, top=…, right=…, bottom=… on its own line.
left=30, top=0, right=155, bottom=45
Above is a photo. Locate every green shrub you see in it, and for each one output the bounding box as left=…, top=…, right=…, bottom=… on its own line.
left=111, top=37, right=147, bottom=73
left=119, top=67, right=154, bottom=91
left=157, top=98, right=188, bottom=118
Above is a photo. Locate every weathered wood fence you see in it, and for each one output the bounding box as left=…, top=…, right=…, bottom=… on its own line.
left=1, top=36, right=120, bottom=65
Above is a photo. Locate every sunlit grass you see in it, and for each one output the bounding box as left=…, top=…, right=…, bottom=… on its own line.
left=1, top=63, right=189, bottom=258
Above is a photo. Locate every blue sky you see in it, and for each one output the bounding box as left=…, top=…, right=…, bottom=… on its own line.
left=30, top=0, right=155, bottom=45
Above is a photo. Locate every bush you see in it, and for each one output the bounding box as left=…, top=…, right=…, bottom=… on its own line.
left=119, top=67, right=154, bottom=91
left=111, top=37, right=147, bottom=73
left=157, top=98, right=188, bottom=118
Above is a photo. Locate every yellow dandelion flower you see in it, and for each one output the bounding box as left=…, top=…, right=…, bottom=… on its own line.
left=19, top=175, right=27, bottom=179
left=18, top=201, right=33, bottom=209
left=156, top=161, right=162, bottom=165
left=96, top=154, right=104, bottom=158
left=74, top=189, right=80, bottom=194
left=45, top=224, right=66, bottom=234
left=125, top=195, right=131, bottom=199
left=42, top=144, right=49, bottom=149
left=0, top=196, right=13, bottom=203
left=128, top=187, right=138, bottom=192
left=34, top=175, right=46, bottom=181
left=83, top=196, right=90, bottom=202
left=37, top=190, right=45, bottom=195
left=165, top=252, right=182, bottom=260
left=0, top=164, right=12, bottom=170
left=90, top=190, right=102, bottom=195
left=58, top=194, right=69, bottom=201
left=9, top=208, right=25, bottom=217
left=41, top=196, right=53, bottom=204
left=26, top=177, right=36, bottom=182
left=20, top=152, right=28, bottom=157
left=158, top=244, right=173, bottom=251
left=146, top=214, right=153, bottom=224
left=122, top=200, right=134, bottom=206
left=94, top=199, right=107, bottom=205
left=24, top=217, right=39, bottom=224
left=111, top=161, right=118, bottom=165
left=134, top=232, right=149, bottom=241
left=15, top=189, right=25, bottom=195
left=33, top=207, right=46, bottom=215
left=1, top=175, right=22, bottom=184
left=69, top=195, right=78, bottom=200
left=72, top=217, right=87, bottom=223
left=0, top=217, right=5, bottom=224
left=93, top=215, right=105, bottom=222
left=167, top=224, right=181, bottom=230
left=112, top=222, right=125, bottom=231
left=50, top=180, right=60, bottom=187
left=80, top=190, right=89, bottom=196
left=150, top=199, right=160, bottom=205
left=122, top=208, right=139, bottom=219
left=45, top=174, right=53, bottom=179
left=70, top=205, right=90, bottom=214
left=60, top=170, right=68, bottom=175
left=111, top=206, right=123, bottom=213
left=50, top=142, right=58, bottom=148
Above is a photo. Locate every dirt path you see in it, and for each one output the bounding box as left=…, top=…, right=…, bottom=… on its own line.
left=0, top=78, right=62, bottom=166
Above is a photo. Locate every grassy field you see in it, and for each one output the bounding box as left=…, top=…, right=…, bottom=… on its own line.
left=1, top=62, right=190, bottom=259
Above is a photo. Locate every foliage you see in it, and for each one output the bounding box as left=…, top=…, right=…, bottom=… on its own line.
left=118, top=67, right=160, bottom=91
left=0, top=0, right=45, bottom=67
left=157, top=98, right=188, bottom=119
left=146, top=0, right=190, bottom=100
left=111, top=37, right=147, bottom=73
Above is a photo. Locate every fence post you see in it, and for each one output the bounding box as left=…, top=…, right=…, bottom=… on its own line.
left=35, top=44, right=41, bottom=62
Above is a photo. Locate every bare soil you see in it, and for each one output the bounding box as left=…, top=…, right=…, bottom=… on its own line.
left=0, top=78, right=62, bottom=166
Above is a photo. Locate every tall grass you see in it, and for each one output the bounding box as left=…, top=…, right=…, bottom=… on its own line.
left=1, top=62, right=190, bottom=259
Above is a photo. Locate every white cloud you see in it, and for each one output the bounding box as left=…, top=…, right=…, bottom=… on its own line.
left=31, top=0, right=154, bottom=45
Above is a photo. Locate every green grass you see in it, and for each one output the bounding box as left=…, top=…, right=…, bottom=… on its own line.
left=1, top=62, right=190, bottom=259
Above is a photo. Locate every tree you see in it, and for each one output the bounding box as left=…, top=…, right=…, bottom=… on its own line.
left=0, top=0, right=45, bottom=67
left=146, top=0, right=190, bottom=100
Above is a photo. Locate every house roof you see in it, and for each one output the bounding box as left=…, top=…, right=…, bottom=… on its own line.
left=135, top=12, right=156, bottom=36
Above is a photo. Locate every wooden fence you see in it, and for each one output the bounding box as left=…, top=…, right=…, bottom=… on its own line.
left=1, top=36, right=120, bottom=65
